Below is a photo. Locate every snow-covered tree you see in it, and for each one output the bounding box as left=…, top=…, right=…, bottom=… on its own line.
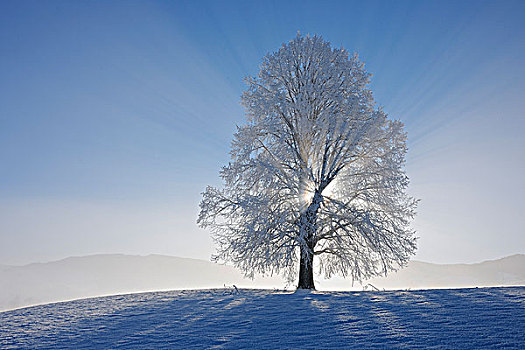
left=198, top=35, right=418, bottom=289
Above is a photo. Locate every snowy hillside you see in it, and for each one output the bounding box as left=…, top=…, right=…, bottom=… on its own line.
left=1, top=287, right=524, bottom=349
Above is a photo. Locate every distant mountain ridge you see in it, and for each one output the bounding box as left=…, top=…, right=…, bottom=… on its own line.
left=362, top=254, right=525, bottom=291
left=0, top=254, right=284, bottom=311
left=0, top=253, right=523, bottom=311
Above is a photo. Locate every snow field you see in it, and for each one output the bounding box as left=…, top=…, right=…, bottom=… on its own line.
left=1, top=287, right=524, bottom=349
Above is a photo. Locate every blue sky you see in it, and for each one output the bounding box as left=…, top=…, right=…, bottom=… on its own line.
left=1, top=0, right=524, bottom=265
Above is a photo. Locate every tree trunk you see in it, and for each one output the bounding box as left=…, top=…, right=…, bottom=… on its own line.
left=297, top=191, right=322, bottom=290
left=297, top=245, right=315, bottom=289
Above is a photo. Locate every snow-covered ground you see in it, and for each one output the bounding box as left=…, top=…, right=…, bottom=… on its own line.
left=1, top=287, right=524, bottom=349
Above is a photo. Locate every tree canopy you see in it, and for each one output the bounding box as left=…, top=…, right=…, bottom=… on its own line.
left=198, top=35, right=418, bottom=289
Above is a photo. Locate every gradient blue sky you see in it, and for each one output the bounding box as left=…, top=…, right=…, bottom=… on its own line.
left=1, top=0, right=524, bottom=265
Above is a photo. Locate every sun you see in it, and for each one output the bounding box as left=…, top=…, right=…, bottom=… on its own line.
left=322, top=180, right=338, bottom=199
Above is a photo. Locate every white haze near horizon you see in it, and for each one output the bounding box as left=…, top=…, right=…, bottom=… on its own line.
left=1, top=253, right=523, bottom=312
left=0, top=1, right=524, bottom=266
